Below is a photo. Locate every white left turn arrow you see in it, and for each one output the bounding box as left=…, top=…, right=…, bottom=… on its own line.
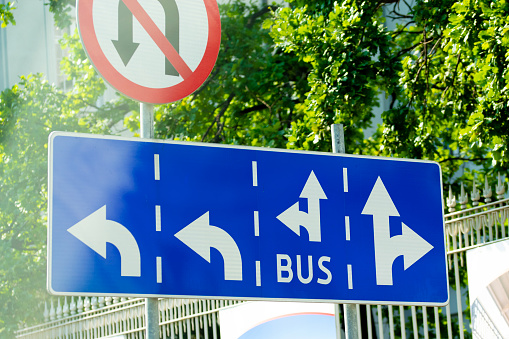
left=175, top=212, right=243, bottom=281
left=67, top=205, right=141, bottom=277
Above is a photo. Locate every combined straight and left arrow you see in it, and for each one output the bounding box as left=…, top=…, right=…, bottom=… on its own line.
left=276, top=171, right=328, bottom=242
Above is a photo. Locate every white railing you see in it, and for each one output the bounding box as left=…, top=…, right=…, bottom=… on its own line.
left=16, top=298, right=242, bottom=339
left=16, top=174, right=509, bottom=339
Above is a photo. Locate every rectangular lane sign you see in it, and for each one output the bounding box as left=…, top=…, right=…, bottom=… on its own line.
left=48, top=132, right=449, bottom=306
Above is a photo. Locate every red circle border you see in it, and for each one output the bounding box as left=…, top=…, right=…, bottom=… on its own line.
left=78, top=0, right=221, bottom=104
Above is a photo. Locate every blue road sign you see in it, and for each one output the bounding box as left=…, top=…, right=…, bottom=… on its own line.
left=48, top=132, right=449, bottom=306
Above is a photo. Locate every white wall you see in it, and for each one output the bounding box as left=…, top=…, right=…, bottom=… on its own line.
left=0, top=0, right=59, bottom=90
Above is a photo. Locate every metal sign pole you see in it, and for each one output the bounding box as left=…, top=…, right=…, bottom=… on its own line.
left=331, top=124, right=359, bottom=339
left=141, top=102, right=159, bottom=339
left=141, top=103, right=154, bottom=139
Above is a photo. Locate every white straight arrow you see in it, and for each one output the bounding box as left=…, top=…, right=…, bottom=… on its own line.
left=67, top=205, right=141, bottom=277
left=174, top=212, right=243, bottom=281
left=362, top=177, right=433, bottom=285
left=277, top=171, right=327, bottom=242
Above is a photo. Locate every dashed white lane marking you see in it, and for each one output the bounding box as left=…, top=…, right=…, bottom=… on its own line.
left=347, top=264, right=353, bottom=289
left=252, top=161, right=258, bottom=187
left=157, top=257, right=162, bottom=283
left=343, top=167, right=348, bottom=192
left=154, top=154, right=160, bottom=181
left=256, top=261, right=261, bottom=287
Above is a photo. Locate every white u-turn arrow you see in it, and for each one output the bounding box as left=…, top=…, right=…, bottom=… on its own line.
left=67, top=205, right=141, bottom=277
left=362, top=177, right=433, bottom=285
left=277, top=171, right=327, bottom=242
left=175, top=212, right=243, bottom=281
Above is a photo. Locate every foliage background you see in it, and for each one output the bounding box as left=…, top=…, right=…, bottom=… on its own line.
left=1, top=0, right=508, bottom=336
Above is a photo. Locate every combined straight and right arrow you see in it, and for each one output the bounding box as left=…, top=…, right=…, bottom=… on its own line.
left=362, top=177, right=434, bottom=286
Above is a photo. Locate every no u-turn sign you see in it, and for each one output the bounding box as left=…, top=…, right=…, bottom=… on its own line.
left=77, top=0, right=221, bottom=104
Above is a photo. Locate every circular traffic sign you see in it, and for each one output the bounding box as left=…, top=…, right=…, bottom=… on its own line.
left=77, top=0, right=221, bottom=104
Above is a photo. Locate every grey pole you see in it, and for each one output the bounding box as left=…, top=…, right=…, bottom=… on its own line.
left=141, top=103, right=155, bottom=139
left=146, top=298, right=159, bottom=338
left=331, top=124, right=359, bottom=339
left=343, top=304, right=360, bottom=339
left=331, top=124, right=345, bottom=154
left=141, top=102, right=159, bottom=339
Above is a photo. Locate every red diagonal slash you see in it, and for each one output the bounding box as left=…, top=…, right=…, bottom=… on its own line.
left=121, top=0, right=193, bottom=79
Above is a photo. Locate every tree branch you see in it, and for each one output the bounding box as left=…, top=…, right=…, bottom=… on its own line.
left=390, top=21, right=417, bottom=38
left=395, top=41, right=422, bottom=58
left=439, top=157, right=489, bottom=163
left=375, top=0, right=400, bottom=12
left=246, top=5, right=278, bottom=29
left=236, top=104, right=267, bottom=116
left=201, top=94, right=235, bottom=142
left=413, top=36, right=442, bottom=82
left=443, top=53, right=462, bottom=96
left=191, top=68, right=220, bottom=99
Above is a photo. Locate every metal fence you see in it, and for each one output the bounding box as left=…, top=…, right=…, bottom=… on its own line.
left=15, top=298, right=242, bottom=339
left=16, top=175, right=509, bottom=339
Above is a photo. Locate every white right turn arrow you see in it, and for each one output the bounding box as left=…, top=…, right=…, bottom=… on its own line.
left=362, top=177, right=434, bottom=285
left=175, top=212, right=243, bottom=281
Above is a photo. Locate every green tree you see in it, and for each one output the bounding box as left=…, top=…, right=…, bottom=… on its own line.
left=0, top=31, right=134, bottom=338
left=266, top=0, right=509, bottom=185
left=0, top=1, right=15, bottom=27
left=143, top=1, right=311, bottom=149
